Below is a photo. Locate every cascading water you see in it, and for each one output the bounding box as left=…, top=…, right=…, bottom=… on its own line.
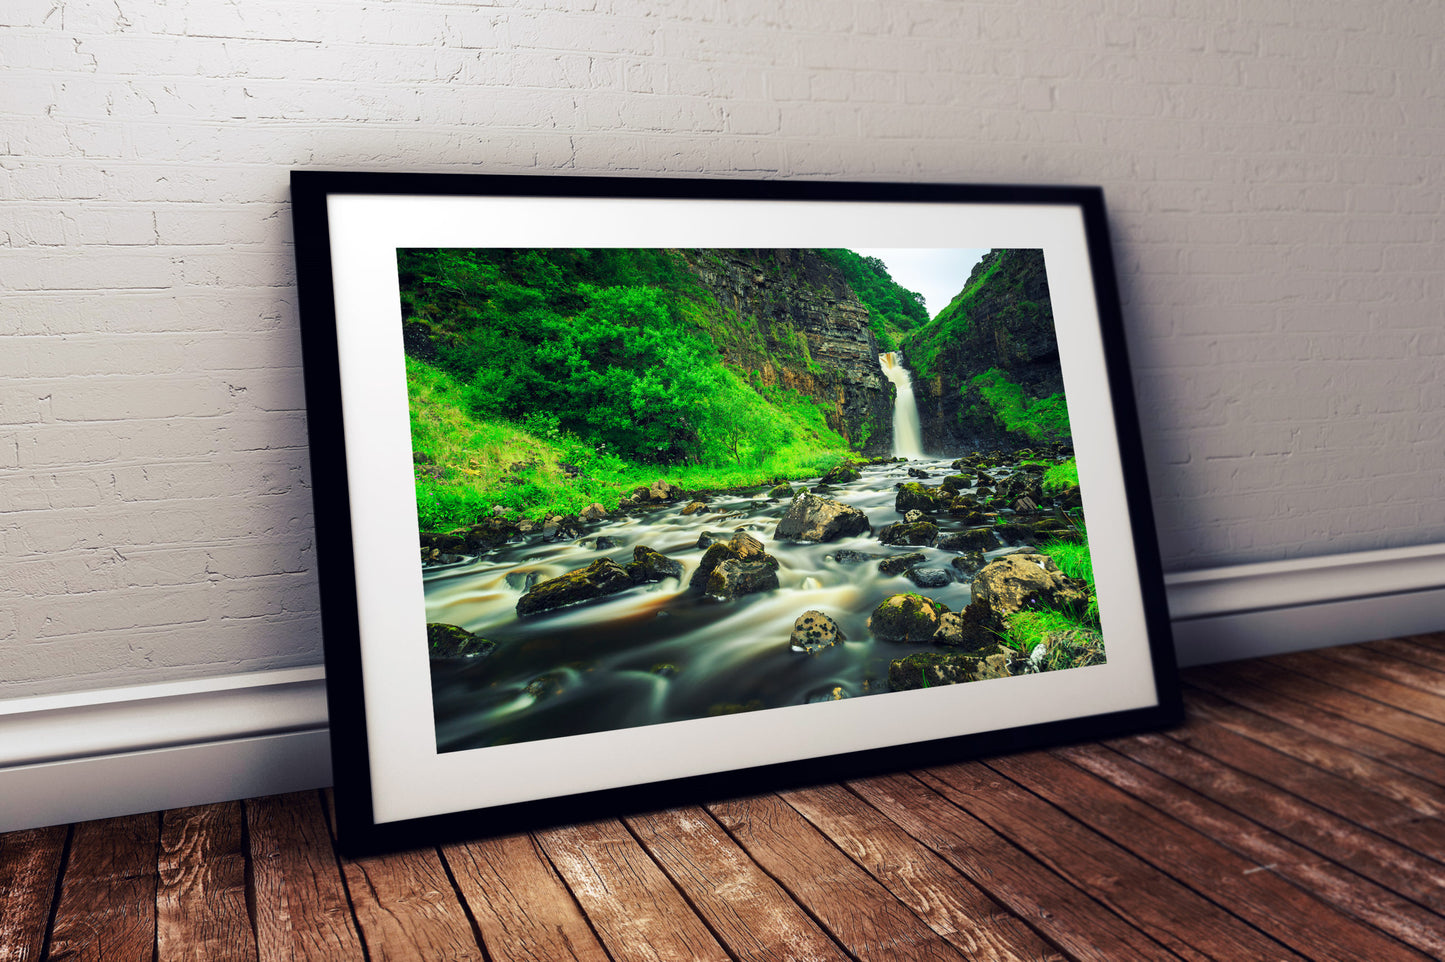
left=879, top=352, right=925, bottom=458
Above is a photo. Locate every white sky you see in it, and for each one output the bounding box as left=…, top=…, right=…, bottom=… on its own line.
left=854, top=248, right=991, bottom=320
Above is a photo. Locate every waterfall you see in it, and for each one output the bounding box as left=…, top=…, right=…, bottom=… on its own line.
left=879, top=352, right=925, bottom=458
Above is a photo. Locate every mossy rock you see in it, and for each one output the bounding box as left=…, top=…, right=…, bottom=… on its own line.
left=887, top=651, right=980, bottom=691
left=895, top=482, right=941, bottom=513
left=426, top=623, right=496, bottom=660
left=626, top=545, right=684, bottom=583
left=868, top=593, right=949, bottom=642
left=767, top=482, right=794, bottom=499
left=878, top=521, right=939, bottom=547
left=516, top=558, right=635, bottom=616
left=818, top=463, right=861, bottom=485
left=878, top=551, right=926, bottom=576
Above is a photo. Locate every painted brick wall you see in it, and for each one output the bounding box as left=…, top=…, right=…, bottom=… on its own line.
left=3, top=0, right=1442, bottom=697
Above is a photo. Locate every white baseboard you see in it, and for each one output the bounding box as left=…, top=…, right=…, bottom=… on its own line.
left=1164, top=542, right=1445, bottom=666
left=3, top=543, right=1442, bottom=833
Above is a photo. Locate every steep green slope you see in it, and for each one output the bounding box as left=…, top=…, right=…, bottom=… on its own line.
left=899, top=248, right=1066, bottom=451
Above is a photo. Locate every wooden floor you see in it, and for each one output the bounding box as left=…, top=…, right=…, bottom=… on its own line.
left=4, top=634, right=1445, bottom=961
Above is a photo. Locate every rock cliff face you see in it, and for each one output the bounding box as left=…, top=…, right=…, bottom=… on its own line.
left=905, top=249, right=1059, bottom=453
left=684, top=249, right=894, bottom=457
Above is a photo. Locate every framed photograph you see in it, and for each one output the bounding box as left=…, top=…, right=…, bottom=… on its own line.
left=291, top=171, right=1181, bottom=853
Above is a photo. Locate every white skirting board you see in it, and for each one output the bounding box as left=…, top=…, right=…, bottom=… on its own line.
left=3, top=543, right=1443, bottom=834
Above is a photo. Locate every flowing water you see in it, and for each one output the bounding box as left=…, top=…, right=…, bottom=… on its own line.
left=879, top=352, right=925, bottom=457
left=426, top=457, right=1028, bottom=753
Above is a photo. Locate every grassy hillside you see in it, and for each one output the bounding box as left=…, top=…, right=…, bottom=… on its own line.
left=400, top=249, right=861, bottom=528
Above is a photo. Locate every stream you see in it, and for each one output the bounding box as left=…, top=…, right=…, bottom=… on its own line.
left=426, top=456, right=1033, bottom=753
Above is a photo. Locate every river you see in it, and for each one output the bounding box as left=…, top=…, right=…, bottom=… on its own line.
left=425, top=456, right=1033, bottom=753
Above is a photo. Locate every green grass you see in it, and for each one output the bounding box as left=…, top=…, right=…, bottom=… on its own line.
left=1037, top=531, right=1098, bottom=627
left=407, top=357, right=852, bottom=530
left=1003, top=610, right=1106, bottom=671
left=1042, top=458, right=1079, bottom=496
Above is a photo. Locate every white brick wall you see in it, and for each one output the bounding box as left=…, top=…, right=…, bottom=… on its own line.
left=3, top=0, right=1443, bottom=697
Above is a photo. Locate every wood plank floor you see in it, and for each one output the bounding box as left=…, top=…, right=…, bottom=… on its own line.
left=4, top=632, right=1445, bottom=961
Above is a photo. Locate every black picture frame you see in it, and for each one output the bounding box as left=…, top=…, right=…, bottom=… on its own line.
left=291, top=170, right=1181, bottom=855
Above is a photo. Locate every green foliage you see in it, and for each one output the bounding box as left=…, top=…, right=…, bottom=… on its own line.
left=968, top=368, right=1071, bottom=444
left=1038, top=531, right=1098, bottom=626
left=1042, top=458, right=1079, bottom=496
left=398, top=246, right=885, bottom=528
left=1002, top=610, right=1106, bottom=671
left=816, top=249, right=929, bottom=347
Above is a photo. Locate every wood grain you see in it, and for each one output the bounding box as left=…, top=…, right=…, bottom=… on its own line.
left=156, top=801, right=257, bottom=962
left=1360, top=636, right=1445, bottom=675
left=0, top=824, right=67, bottom=962
left=1184, top=667, right=1445, bottom=788
left=441, top=831, right=610, bottom=962
left=918, top=760, right=1305, bottom=961
left=1273, top=649, right=1445, bottom=725
left=627, top=804, right=853, bottom=962
left=846, top=772, right=1180, bottom=961
left=992, top=749, right=1432, bottom=962
left=1165, top=715, right=1445, bottom=861
left=1196, top=657, right=1445, bottom=755
left=779, top=782, right=1064, bottom=962
left=537, top=818, right=731, bottom=962
left=1106, top=731, right=1445, bottom=914
left=1059, top=740, right=1445, bottom=959
left=339, top=845, right=482, bottom=961
left=1317, top=642, right=1445, bottom=697
left=46, top=813, right=160, bottom=962
left=246, top=791, right=366, bottom=962
left=708, top=792, right=968, bottom=961
left=1184, top=687, right=1445, bottom=814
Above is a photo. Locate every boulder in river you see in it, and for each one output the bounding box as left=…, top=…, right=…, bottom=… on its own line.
left=426, top=623, right=496, bottom=660
left=868, top=593, right=949, bottom=643
left=905, top=567, right=954, bottom=588
left=833, top=549, right=876, bottom=565
left=938, top=527, right=1000, bottom=552
left=681, top=500, right=709, bottom=516
left=767, top=482, right=794, bottom=499
left=819, top=463, right=861, bottom=484
left=877, top=521, right=938, bottom=547
left=895, top=482, right=942, bottom=513
left=690, top=531, right=780, bottom=599
left=877, top=551, right=926, bottom=576
left=970, top=554, right=1088, bottom=627
left=626, top=545, right=684, bottom=583
left=790, top=610, right=845, bottom=653
left=516, top=558, right=636, bottom=616
left=773, top=491, right=871, bottom=543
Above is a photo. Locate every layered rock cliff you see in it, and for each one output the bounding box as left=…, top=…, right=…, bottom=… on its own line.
left=683, top=249, right=895, bottom=457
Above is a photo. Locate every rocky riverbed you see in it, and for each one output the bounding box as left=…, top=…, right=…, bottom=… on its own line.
left=422, top=451, right=1099, bottom=753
